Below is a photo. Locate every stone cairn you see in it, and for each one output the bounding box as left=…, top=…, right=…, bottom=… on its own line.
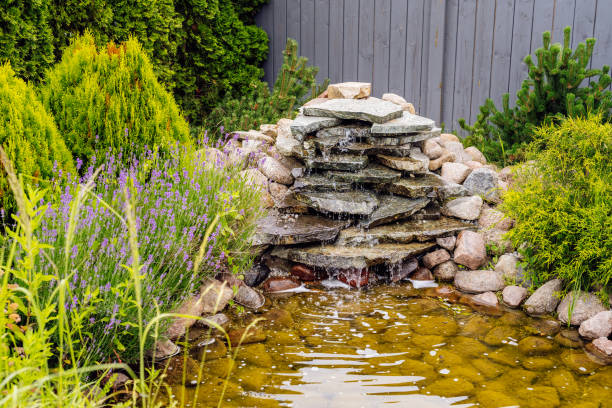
left=251, top=82, right=500, bottom=289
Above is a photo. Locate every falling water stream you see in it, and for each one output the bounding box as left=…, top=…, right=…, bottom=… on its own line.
left=165, top=284, right=611, bottom=408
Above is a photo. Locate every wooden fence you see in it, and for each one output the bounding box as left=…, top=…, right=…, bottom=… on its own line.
left=255, top=0, right=612, bottom=131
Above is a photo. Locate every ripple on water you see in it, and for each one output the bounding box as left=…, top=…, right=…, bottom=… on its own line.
left=169, top=288, right=611, bottom=408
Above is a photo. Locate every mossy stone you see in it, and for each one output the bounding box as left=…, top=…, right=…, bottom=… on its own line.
left=461, top=314, right=492, bottom=338
left=236, top=366, right=270, bottom=391
left=449, top=336, right=488, bottom=357
left=424, top=377, right=475, bottom=397
left=519, top=386, right=560, bottom=408
left=423, top=349, right=464, bottom=367
left=483, top=326, right=519, bottom=346
left=411, top=335, right=447, bottom=349
left=561, top=350, right=603, bottom=375
left=400, top=359, right=436, bottom=377
left=518, top=336, right=555, bottom=356
left=228, top=327, right=267, bottom=345
left=549, top=369, right=580, bottom=399
left=381, top=324, right=411, bottom=343
left=269, top=330, right=300, bottom=346
left=262, top=309, right=294, bottom=329
left=440, top=365, right=485, bottom=383
left=236, top=343, right=273, bottom=368
left=355, top=315, right=389, bottom=331
left=477, top=390, right=520, bottom=408
left=413, top=315, right=458, bottom=336
left=487, top=347, right=520, bottom=366
left=196, top=339, right=227, bottom=362
left=472, top=359, right=504, bottom=379
left=521, top=357, right=555, bottom=371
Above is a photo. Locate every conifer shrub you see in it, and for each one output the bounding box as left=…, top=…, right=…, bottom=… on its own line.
left=460, top=27, right=612, bottom=165
left=41, top=33, right=190, bottom=165
left=501, top=116, right=611, bottom=298
left=0, top=0, right=55, bottom=83
left=0, top=63, right=74, bottom=214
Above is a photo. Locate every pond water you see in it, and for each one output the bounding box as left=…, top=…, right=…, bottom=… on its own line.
left=167, top=284, right=611, bottom=408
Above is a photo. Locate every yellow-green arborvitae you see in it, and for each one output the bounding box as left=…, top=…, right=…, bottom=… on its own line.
left=0, top=63, right=74, bottom=214
left=41, top=33, right=190, bottom=166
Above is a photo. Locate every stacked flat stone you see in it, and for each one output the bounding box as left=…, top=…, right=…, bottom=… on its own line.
left=254, top=82, right=481, bottom=287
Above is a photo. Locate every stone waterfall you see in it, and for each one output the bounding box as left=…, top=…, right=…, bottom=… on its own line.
left=253, top=87, right=478, bottom=288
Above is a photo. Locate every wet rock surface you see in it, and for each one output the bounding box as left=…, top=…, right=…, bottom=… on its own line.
left=359, top=195, right=429, bottom=228
left=303, top=97, right=403, bottom=123
left=253, top=214, right=349, bottom=245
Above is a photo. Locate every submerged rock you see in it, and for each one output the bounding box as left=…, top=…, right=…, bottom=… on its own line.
left=518, top=336, right=555, bottom=356
left=295, top=190, right=379, bottom=215
left=262, top=277, right=300, bottom=293
left=360, top=195, right=429, bottom=228
left=337, top=217, right=473, bottom=246
left=303, top=97, right=403, bottom=123
left=337, top=268, right=370, bottom=288
left=253, top=214, right=348, bottom=246
left=271, top=242, right=435, bottom=270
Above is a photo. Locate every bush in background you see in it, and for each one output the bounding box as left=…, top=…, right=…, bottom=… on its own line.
left=173, top=0, right=269, bottom=123
left=0, top=0, right=55, bottom=83
left=203, top=38, right=327, bottom=138
left=41, top=34, right=190, bottom=166
left=501, top=116, right=611, bottom=298
left=460, top=27, right=612, bottom=165
left=0, top=63, right=74, bottom=214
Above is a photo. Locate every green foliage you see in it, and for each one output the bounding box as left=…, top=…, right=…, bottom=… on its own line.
left=0, top=63, right=74, bottom=214
left=460, top=27, right=612, bottom=165
left=0, top=0, right=55, bottom=83
left=173, top=0, right=269, bottom=122
left=41, top=34, right=190, bottom=166
left=232, top=0, right=269, bottom=23
left=501, top=116, right=612, bottom=298
left=203, top=38, right=328, bottom=138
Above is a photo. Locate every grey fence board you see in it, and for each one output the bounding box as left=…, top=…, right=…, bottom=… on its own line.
left=257, top=0, right=612, bottom=131
left=405, top=0, right=424, bottom=110
left=389, top=0, right=409, bottom=96
left=373, top=0, right=391, bottom=96
left=329, top=0, right=344, bottom=82
left=470, top=0, right=496, bottom=125
left=358, top=0, right=375, bottom=83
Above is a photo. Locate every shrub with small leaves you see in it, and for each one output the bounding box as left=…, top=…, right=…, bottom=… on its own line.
left=501, top=115, right=611, bottom=299
left=41, top=33, right=190, bottom=166
left=0, top=63, right=74, bottom=215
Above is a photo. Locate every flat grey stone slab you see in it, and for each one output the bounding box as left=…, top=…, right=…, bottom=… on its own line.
left=314, top=125, right=371, bottom=152
left=377, top=154, right=427, bottom=172
left=292, top=175, right=352, bottom=193
left=370, top=112, right=436, bottom=135
left=302, top=97, right=403, bottom=123
left=253, top=214, right=349, bottom=246
left=327, top=164, right=401, bottom=184
left=290, top=114, right=342, bottom=140
left=338, top=216, right=474, bottom=246
left=295, top=190, right=379, bottom=215
left=377, top=173, right=446, bottom=198
left=360, top=195, right=430, bottom=228
left=333, top=142, right=414, bottom=157
left=365, top=128, right=441, bottom=145
left=271, top=242, right=436, bottom=270
left=306, top=154, right=369, bottom=171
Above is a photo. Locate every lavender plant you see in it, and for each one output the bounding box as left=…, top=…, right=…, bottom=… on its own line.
left=29, top=142, right=263, bottom=365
